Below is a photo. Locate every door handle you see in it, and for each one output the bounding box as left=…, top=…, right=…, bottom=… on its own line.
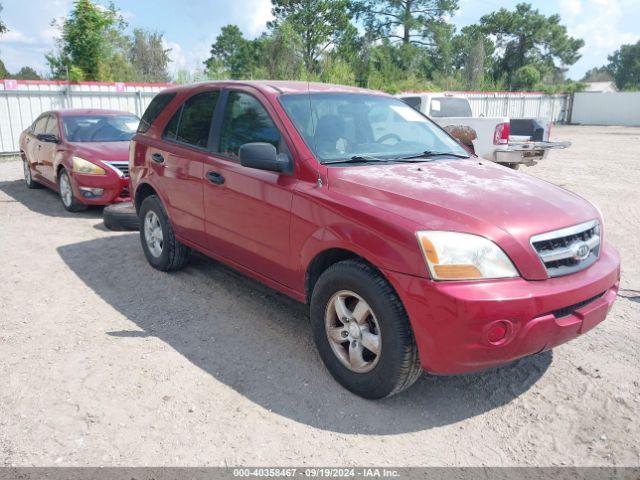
left=206, top=171, right=225, bottom=185
left=151, top=153, right=165, bottom=164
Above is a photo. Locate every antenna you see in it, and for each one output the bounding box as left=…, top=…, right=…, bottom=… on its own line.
left=306, top=76, right=322, bottom=188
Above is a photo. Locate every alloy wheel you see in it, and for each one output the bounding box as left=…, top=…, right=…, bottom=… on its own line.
left=325, top=290, right=382, bottom=373
left=59, top=172, right=73, bottom=207
left=144, top=210, right=164, bottom=258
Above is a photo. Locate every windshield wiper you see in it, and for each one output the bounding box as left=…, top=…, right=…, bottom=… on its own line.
left=399, top=150, right=470, bottom=160
left=323, top=155, right=395, bottom=165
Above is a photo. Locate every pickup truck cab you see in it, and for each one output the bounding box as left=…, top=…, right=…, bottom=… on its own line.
left=397, top=92, right=570, bottom=168
left=130, top=81, right=619, bottom=399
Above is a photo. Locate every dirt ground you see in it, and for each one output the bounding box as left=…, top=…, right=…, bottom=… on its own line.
left=0, top=125, right=638, bottom=467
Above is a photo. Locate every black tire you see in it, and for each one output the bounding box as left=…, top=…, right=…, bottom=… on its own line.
left=58, top=168, right=87, bottom=212
left=23, top=157, right=43, bottom=189
left=139, top=195, right=190, bottom=271
left=504, top=163, right=520, bottom=170
left=310, top=260, right=422, bottom=399
left=103, top=202, right=140, bottom=231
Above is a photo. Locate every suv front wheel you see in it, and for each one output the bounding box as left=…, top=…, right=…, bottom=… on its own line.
left=310, top=260, right=422, bottom=399
left=139, top=195, right=191, bottom=271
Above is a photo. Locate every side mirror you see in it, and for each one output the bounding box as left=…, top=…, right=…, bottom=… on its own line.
left=239, top=142, right=290, bottom=173
left=37, top=133, right=59, bottom=143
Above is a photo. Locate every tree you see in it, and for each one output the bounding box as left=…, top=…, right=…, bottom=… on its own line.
left=480, top=3, right=584, bottom=89
left=452, top=25, right=494, bottom=90
left=46, top=0, right=125, bottom=80
left=13, top=66, right=42, bottom=80
left=204, top=25, right=264, bottom=79
left=261, top=21, right=305, bottom=80
left=355, top=0, right=457, bottom=46
left=581, top=66, right=613, bottom=83
left=129, top=29, right=171, bottom=82
left=269, top=0, right=351, bottom=74
left=0, top=59, right=8, bottom=78
left=607, top=41, right=640, bottom=90
left=512, top=64, right=540, bottom=90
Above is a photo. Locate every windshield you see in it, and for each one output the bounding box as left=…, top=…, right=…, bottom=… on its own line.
left=279, top=93, right=468, bottom=163
left=62, top=115, right=139, bottom=142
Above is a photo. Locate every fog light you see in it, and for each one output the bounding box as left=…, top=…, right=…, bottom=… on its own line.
left=79, top=187, right=104, bottom=198
left=486, top=321, right=510, bottom=344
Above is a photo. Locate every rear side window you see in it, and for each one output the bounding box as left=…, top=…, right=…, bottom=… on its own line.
left=429, top=98, right=472, bottom=117
left=401, top=96, right=422, bottom=111
left=138, top=92, right=176, bottom=133
left=218, top=92, right=281, bottom=159
left=164, top=90, right=219, bottom=149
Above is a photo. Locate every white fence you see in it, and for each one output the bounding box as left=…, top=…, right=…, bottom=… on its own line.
left=0, top=80, right=571, bottom=154
left=458, top=91, right=569, bottom=123
left=0, top=80, right=170, bottom=154
left=571, top=92, right=640, bottom=126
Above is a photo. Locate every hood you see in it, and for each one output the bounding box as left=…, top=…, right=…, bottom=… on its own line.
left=69, top=141, right=130, bottom=163
left=328, top=159, right=600, bottom=279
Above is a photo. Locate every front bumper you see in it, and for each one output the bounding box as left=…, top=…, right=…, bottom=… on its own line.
left=71, top=172, right=130, bottom=205
left=384, top=244, right=620, bottom=374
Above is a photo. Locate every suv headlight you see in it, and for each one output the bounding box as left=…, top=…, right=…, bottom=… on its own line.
left=416, top=231, right=519, bottom=281
left=72, top=156, right=106, bottom=175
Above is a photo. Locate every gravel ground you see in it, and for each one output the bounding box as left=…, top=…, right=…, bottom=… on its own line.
left=0, top=125, right=638, bottom=467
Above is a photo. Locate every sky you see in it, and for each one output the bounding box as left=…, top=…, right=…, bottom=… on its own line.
left=0, top=0, right=639, bottom=80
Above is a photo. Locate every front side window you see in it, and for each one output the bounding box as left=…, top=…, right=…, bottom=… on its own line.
left=62, top=115, right=140, bottom=142
left=218, top=92, right=281, bottom=159
left=164, top=90, right=219, bottom=149
left=33, top=116, right=49, bottom=135
left=401, top=96, right=422, bottom=111
left=280, top=93, right=468, bottom=163
left=43, top=116, right=59, bottom=136
left=138, top=92, right=176, bottom=133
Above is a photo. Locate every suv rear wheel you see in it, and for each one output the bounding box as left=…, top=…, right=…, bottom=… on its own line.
left=139, top=195, right=190, bottom=271
left=310, top=260, right=422, bottom=399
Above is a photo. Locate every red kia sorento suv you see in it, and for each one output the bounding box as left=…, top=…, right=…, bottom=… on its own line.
left=130, top=81, right=620, bottom=399
left=20, top=109, right=138, bottom=212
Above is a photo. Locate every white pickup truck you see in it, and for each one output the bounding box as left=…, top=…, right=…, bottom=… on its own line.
left=397, top=92, right=570, bottom=168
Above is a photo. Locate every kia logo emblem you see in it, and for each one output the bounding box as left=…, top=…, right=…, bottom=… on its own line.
left=574, top=242, right=590, bottom=260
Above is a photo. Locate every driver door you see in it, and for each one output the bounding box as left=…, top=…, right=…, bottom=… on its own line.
left=38, top=114, right=60, bottom=183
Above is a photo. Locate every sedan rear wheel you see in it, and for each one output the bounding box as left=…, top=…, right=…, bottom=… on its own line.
left=23, top=158, right=42, bottom=189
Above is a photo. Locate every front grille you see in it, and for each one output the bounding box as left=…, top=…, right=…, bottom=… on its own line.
left=551, top=291, right=606, bottom=318
left=105, top=161, right=130, bottom=178
left=531, top=220, right=601, bottom=277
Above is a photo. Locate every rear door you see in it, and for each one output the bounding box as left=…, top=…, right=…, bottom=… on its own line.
left=149, top=89, right=220, bottom=247
left=202, top=89, right=297, bottom=286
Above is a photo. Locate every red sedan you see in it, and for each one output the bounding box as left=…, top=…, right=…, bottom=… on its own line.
left=19, top=109, right=138, bottom=211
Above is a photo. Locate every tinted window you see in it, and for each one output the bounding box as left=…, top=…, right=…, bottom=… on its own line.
left=401, top=97, right=422, bottom=111
left=138, top=92, right=176, bottom=133
left=163, top=108, right=180, bottom=141
left=62, top=115, right=140, bottom=142
left=33, top=116, right=48, bottom=135
left=218, top=92, right=281, bottom=159
left=429, top=98, right=472, bottom=117
left=171, top=91, right=219, bottom=148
